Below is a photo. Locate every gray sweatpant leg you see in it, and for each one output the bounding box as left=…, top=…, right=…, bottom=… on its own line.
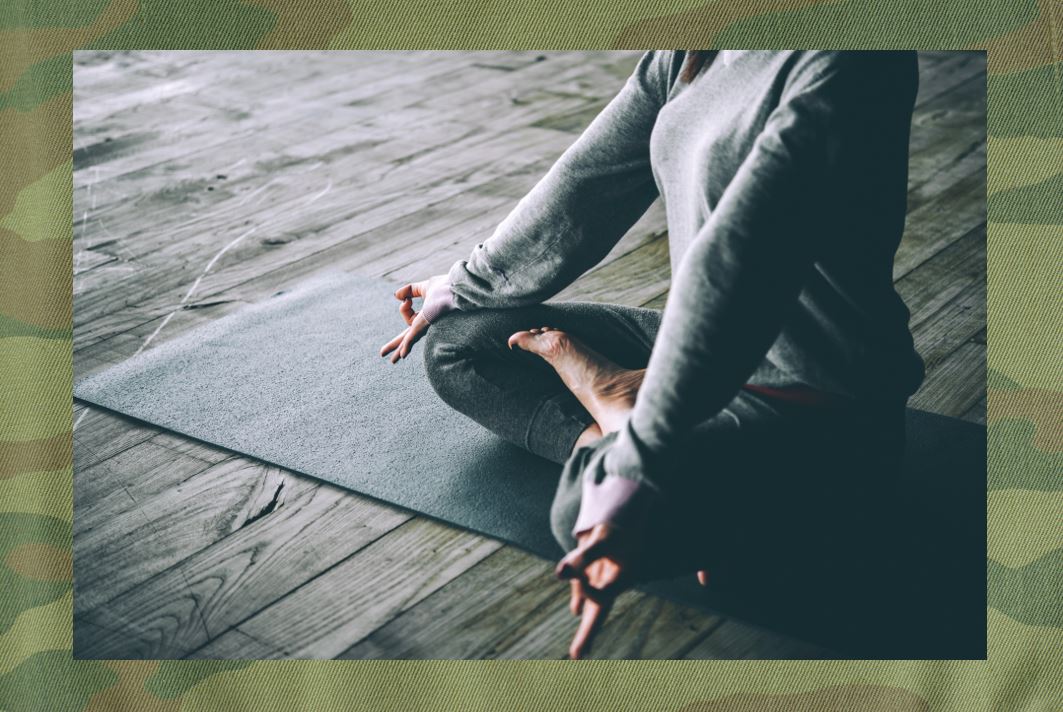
left=422, top=301, right=662, bottom=466
left=422, top=299, right=906, bottom=577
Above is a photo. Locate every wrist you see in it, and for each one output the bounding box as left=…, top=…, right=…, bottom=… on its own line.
left=572, top=472, right=654, bottom=537
left=419, top=279, right=456, bottom=324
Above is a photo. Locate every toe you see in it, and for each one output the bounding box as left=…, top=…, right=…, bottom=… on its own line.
left=507, top=330, right=535, bottom=351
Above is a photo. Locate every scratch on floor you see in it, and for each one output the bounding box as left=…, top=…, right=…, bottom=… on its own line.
left=305, top=178, right=332, bottom=206
left=131, top=224, right=259, bottom=357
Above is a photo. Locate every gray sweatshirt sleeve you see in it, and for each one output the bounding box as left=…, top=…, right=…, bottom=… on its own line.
left=578, top=52, right=918, bottom=521
left=439, top=51, right=677, bottom=312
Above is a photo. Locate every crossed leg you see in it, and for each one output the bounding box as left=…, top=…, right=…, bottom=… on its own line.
left=422, top=301, right=661, bottom=465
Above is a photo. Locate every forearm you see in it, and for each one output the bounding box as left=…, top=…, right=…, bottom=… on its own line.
left=443, top=51, right=674, bottom=313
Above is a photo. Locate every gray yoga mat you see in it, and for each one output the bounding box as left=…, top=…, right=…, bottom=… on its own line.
left=77, top=273, right=565, bottom=556
left=76, top=272, right=985, bottom=658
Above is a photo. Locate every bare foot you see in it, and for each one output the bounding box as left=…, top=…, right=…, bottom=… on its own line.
left=507, top=327, right=644, bottom=434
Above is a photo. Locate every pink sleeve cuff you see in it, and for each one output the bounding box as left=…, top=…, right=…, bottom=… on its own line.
left=420, top=282, right=457, bottom=324
left=572, top=474, right=651, bottom=537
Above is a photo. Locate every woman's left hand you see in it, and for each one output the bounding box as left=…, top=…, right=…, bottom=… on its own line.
left=556, top=522, right=644, bottom=660
left=557, top=520, right=712, bottom=659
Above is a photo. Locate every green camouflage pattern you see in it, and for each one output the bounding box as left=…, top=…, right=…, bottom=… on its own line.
left=0, top=0, right=1059, bottom=709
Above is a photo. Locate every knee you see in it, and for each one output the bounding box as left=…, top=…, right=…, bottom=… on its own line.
left=422, top=313, right=462, bottom=398
left=422, top=310, right=499, bottom=399
left=550, top=498, right=579, bottom=554
left=549, top=456, right=584, bottom=553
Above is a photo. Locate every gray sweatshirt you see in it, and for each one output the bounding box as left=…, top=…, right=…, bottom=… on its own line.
left=423, top=50, right=925, bottom=533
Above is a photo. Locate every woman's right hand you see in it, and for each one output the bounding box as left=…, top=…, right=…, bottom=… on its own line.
left=379, top=275, right=450, bottom=364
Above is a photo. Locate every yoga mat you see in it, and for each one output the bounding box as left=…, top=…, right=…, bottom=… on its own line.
left=75, top=272, right=985, bottom=658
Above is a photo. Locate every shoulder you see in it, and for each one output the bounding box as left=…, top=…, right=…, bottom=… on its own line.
left=777, top=50, right=919, bottom=111
left=631, top=50, right=688, bottom=104
left=784, top=51, right=918, bottom=94
left=787, top=50, right=917, bottom=75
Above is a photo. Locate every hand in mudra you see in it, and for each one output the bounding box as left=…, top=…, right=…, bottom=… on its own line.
left=380, top=275, right=448, bottom=364
left=557, top=522, right=636, bottom=660
left=558, top=521, right=712, bottom=659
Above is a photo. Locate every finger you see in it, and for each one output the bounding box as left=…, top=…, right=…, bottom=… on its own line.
left=569, top=595, right=612, bottom=660
left=581, top=566, right=631, bottom=606
left=569, top=579, right=585, bottom=616
left=394, top=282, right=426, bottom=301
left=389, top=327, right=413, bottom=364
left=397, top=327, right=416, bottom=360
left=399, top=297, right=417, bottom=326
left=397, top=316, right=430, bottom=359
left=556, top=537, right=612, bottom=580
left=380, top=329, right=408, bottom=358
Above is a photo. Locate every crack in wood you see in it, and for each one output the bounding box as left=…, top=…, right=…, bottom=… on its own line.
left=241, top=481, right=285, bottom=530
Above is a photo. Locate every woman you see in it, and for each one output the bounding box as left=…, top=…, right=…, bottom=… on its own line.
left=380, top=50, right=925, bottom=659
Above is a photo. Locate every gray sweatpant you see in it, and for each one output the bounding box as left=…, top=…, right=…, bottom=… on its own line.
left=422, top=301, right=906, bottom=585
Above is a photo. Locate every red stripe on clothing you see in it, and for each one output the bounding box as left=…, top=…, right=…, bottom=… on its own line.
left=742, top=383, right=849, bottom=407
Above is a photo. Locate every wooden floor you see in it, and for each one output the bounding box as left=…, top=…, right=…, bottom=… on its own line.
left=72, top=50, right=987, bottom=660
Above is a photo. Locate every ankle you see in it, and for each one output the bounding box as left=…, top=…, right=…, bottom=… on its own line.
left=572, top=423, right=603, bottom=452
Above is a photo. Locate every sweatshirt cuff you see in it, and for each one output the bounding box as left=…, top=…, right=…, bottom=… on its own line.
left=570, top=413, right=673, bottom=537
left=419, top=282, right=457, bottom=324
left=572, top=472, right=654, bottom=536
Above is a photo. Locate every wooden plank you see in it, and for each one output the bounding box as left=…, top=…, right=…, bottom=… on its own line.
left=896, top=224, right=985, bottom=331
left=583, top=596, right=725, bottom=660
left=391, top=201, right=669, bottom=292
left=555, top=232, right=671, bottom=306
left=73, top=247, right=116, bottom=275
left=961, top=393, right=987, bottom=425
left=75, top=478, right=410, bottom=658
left=73, top=52, right=473, bottom=176
left=909, top=338, right=986, bottom=417
left=73, top=407, right=160, bottom=470
left=486, top=590, right=646, bottom=660
left=335, top=547, right=564, bottom=659
left=337, top=546, right=725, bottom=659
left=681, top=618, right=833, bottom=660
left=70, top=55, right=640, bottom=331
left=179, top=628, right=284, bottom=659
left=74, top=459, right=291, bottom=615
left=640, top=290, right=670, bottom=311
left=73, top=52, right=626, bottom=217
left=73, top=127, right=579, bottom=345
left=894, top=168, right=985, bottom=279
left=913, top=52, right=985, bottom=111
left=187, top=519, right=501, bottom=659
left=74, top=436, right=222, bottom=521
left=911, top=281, right=986, bottom=371
left=74, top=299, right=251, bottom=377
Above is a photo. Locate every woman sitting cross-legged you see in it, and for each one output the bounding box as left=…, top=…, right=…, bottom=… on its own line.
left=380, top=50, right=926, bottom=659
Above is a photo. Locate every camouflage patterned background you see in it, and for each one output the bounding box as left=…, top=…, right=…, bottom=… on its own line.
left=1, top=0, right=1060, bottom=709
